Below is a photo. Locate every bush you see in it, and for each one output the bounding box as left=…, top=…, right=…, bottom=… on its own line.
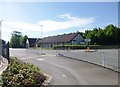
left=53, top=45, right=120, bottom=49
left=53, top=45, right=89, bottom=49
left=1, top=58, right=46, bottom=87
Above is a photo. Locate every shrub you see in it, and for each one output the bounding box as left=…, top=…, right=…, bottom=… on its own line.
left=53, top=45, right=88, bottom=49
left=1, top=58, right=46, bottom=87
left=53, top=45, right=120, bottom=49
left=53, top=45, right=102, bottom=49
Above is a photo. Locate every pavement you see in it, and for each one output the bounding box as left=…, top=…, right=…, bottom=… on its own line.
left=10, top=48, right=118, bottom=85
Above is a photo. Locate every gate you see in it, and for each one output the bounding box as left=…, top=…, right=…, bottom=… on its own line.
left=1, top=40, right=9, bottom=62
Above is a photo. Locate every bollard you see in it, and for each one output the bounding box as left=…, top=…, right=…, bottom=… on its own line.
left=87, top=47, right=90, bottom=52
left=56, top=50, right=57, bottom=56
left=102, top=51, right=105, bottom=66
left=68, top=47, right=70, bottom=51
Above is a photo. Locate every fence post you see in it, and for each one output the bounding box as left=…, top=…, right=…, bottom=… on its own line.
left=6, top=42, right=9, bottom=62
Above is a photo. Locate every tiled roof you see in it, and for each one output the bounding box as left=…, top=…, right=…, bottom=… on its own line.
left=37, top=32, right=81, bottom=43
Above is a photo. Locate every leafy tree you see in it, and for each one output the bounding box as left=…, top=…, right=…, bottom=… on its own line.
left=96, top=29, right=105, bottom=44
left=83, top=24, right=120, bottom=45
left=22, top=35, right=28, bottom=47
left=10, top=31, right=27, bottom=48
left=104, top=24, right=115, bottom=44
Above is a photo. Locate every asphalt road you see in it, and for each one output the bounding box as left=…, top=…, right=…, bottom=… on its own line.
left=10, top=48, right=118, bottom=85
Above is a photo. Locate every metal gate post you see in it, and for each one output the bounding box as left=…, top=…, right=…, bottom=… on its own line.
left=6, top=42, right=9, bottom=62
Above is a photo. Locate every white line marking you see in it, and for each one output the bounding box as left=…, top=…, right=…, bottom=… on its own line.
left=37, top=58, right=45, bottom=61
left=21, top=56, right=41, bottom=59
left=62, top=74, right=66, bottom=78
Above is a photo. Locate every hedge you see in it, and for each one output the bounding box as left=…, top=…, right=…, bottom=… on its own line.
left=1, top=58, right=46, bottom=87
left=53, top=45, right=120, bottom=49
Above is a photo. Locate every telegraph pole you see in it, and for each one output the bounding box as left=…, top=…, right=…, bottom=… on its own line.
left=40, top=24, right=45, bottom=54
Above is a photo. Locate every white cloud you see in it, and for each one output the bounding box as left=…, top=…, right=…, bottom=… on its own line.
left=58, top=13, right=76, bottom=20
left=2, top=21, right=41, bottom=32
left=38, top=13, right=95, bottom=32
left=2, top=13, right=95, bottom=33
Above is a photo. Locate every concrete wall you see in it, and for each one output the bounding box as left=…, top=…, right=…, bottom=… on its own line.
left=56, top=49, right=118, bottom=72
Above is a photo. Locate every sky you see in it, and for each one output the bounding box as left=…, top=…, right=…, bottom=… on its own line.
left=0, top=2, right=118, bottom=41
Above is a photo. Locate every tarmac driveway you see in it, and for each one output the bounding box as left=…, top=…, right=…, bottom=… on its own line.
left=10, top=48, right=118, bottom=85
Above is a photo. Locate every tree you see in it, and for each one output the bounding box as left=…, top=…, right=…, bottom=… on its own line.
left=10, top=31, right=24, bottom=48
left=104, top=24, right=116, bottom=45
left=96, top=29, right=105, bottom=44
left=22, top=35, right=28, bottom=47
left=83, top=24, right=120, bottom=45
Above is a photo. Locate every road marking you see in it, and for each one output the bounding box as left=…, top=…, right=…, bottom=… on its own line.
left=62, top=74, right=66, bottom=78
left=21, top=57, right=34, bottom=59
left=21, top=56, right=42, bottom=59
left=37, top=58, right=45, bottom=61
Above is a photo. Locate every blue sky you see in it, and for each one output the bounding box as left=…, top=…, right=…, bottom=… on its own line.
left=0, top=2, right=118, bottom=41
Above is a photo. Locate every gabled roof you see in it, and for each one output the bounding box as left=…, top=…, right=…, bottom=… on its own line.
left=37, top=32, right=82, bottom=44
left=28, top=38, right=37, bottom=44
